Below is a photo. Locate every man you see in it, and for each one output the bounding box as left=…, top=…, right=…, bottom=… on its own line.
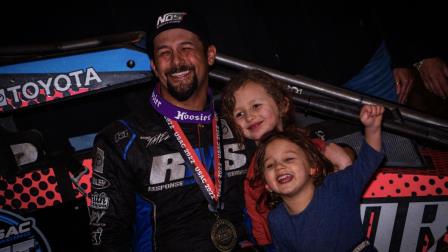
left=89, top=10, right=253, bottom=251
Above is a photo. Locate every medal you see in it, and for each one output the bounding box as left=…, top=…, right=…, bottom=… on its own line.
left=211, top=217, right=238, bottom=252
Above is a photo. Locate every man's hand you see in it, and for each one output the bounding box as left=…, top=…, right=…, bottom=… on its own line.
left=418, top=57, right=448, bottom=99
left=393, top=68, right=415, bottom=104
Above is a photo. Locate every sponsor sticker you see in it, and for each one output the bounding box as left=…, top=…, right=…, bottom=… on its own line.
left=90, top=192, right=110, bottom=210
left=114, top=130, right=129, bottom=143
left=140, top=132, right=169, bottom=147
left=0, top=209, right=52, bottom=252
left=91, top=227, right=103, bottom=246
left=89, top=210, right=106, bottom=227
left=156, top=12, right=186, bottom=28
left=92, top=173, right=111, bottom=190
left=93, top=148, right=105, bottom=174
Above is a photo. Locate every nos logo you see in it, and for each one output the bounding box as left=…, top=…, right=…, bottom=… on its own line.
left=0, top=209, right=51, bottom=252
left=156, top=12, right=186, bottom=28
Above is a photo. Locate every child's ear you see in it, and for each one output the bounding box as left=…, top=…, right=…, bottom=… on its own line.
left=281, top=97, right=290, bottom=114
left=265, top=184, right=273, bottom=192
left=309, top=167, right=318, bottom=176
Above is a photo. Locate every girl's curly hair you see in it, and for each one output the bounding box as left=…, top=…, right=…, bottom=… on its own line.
left=253, top=128, right=334, bottom=209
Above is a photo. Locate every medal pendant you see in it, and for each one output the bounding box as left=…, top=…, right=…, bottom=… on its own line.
left=210, top=217, right=237, bottom=252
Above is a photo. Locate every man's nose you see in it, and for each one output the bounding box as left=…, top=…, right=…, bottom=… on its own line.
left=172, top=51, right=185, bottom=65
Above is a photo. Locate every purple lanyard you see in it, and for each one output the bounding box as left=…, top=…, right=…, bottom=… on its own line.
left=149, top=84, right=214, bottom=124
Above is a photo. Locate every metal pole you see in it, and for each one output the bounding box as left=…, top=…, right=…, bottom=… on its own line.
left=215, top=53, right=448, bottom=129
left=290, top=96, right=448, bottom=147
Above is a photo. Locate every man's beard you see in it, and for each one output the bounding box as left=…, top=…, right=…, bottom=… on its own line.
left=166, top=65, right=198, bottom=101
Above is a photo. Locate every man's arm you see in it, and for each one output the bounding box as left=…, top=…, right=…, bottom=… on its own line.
left=90, top=134, right=136, bottom=251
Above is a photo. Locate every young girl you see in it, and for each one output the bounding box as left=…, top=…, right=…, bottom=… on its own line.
left=255, top=104, right=384, bottom=251
left=221, top=69, right=354, bottom=246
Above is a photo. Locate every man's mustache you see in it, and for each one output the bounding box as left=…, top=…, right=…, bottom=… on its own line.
left=166, top=65, right=195, bottom=75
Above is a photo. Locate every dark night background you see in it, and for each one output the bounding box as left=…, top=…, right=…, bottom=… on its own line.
left=0, top=0, right=278, bottom=67
left=1, top=1, right=446, bottom=70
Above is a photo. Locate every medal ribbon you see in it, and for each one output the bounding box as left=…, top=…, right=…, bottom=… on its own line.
left=165, top=114, right=223, bottom=204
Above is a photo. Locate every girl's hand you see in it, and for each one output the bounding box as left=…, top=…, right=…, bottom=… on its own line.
left=360, top=105, right=384, bottom=129
left=360, top=105, right=384, bottom=152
